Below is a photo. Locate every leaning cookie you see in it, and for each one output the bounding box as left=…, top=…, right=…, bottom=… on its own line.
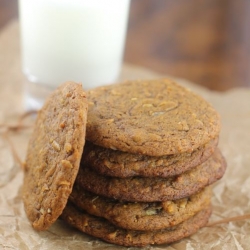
left=22, top=82, right=88, bottom=231
left=61, top=202, right=212, bottom=247
left=69, top=185, right=212, bottom=231
left=82, top=137, right=218, bottom=178
left=86, top=79, right=220, bottom=156
left=76, top=149, right=226, bottom=202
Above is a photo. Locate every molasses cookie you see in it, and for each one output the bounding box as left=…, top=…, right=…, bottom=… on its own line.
left=76, top=149, right=226, bottom=202
left=22, top=82, right=88, bottom=230
left=69, top=185, right=212, bottom=231
left=82, top=137, right=218, bottom=177
left=61, top=202, right=212, bottom=247
left=86, top=79, right=220, bottom=156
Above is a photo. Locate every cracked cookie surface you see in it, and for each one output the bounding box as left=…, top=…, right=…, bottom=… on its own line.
left=86, top=79, right=220, bottom=156
left=22, top=82, right=88, bottom=231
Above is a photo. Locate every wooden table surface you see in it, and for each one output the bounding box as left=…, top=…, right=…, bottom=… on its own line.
left=1, top=0, right=250, bottom=91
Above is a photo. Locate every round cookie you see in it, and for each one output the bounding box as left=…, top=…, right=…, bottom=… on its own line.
left=61, top=202, right=212, bottom=247
left=86, top=79, right=220, bottom=156
left=69, top=185, right=212, bottom=231
left=22, top=82, right=88, bottom=231
left=76, top=149, right=226, bottom=202
left=82, top=137, right=218, bottom=177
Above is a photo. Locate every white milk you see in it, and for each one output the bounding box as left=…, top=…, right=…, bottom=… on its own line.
left=18, top=0, right=130, bottom=90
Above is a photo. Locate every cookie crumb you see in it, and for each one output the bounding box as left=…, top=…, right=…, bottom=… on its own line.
left=61, top=160, right=73, bottom=169
left=52, top=140, right=61, bottom=151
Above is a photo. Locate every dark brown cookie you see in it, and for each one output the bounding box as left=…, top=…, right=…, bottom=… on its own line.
left=22, top=82, right=88, bottom=231
left=69, top=185, right=212, bottom=231
left=82, top=137, right=218, bottom=177
left=86, top=79, right=220, bottom=156
left=61, top=202, right=212, bottom=247
left=76, top=149, right=226, bottom=202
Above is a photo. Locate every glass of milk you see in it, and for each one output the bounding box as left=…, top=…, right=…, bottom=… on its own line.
left=18, top=0, right=131, bottom=110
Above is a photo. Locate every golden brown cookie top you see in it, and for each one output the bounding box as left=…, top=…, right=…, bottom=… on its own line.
left=86, top=79, right=220, bottom=156
left=22, top=82, right=88, bottom=231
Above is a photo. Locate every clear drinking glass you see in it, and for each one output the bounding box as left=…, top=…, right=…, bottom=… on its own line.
left=18, top=0, right=131, bottom=110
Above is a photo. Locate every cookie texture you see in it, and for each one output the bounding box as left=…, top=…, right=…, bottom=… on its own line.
left=86, top=79, right=220, bottom=156
left=61, top=202, right=212, bottom=247
left=22, top=82, right=88, bottom=231
left=69, top=185, right=211, bottom=231
left=82, top=137, right=218, bottom=177
left=77, top=149, right=226, bottom=202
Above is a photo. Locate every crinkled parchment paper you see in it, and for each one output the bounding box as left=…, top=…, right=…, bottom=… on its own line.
left=1, top=21, right=250, bottom=250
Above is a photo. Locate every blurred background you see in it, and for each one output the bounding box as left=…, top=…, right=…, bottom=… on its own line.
left=1, top=0, right=250, bottom=91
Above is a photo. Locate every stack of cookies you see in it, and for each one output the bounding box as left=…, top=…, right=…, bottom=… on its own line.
left=63, top=79, right=226, bottom=247
left=22, top=80, right=226, bottom=247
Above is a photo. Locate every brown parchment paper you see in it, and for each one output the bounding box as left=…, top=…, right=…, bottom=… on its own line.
left=1, top=21, right=250, bottom=250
